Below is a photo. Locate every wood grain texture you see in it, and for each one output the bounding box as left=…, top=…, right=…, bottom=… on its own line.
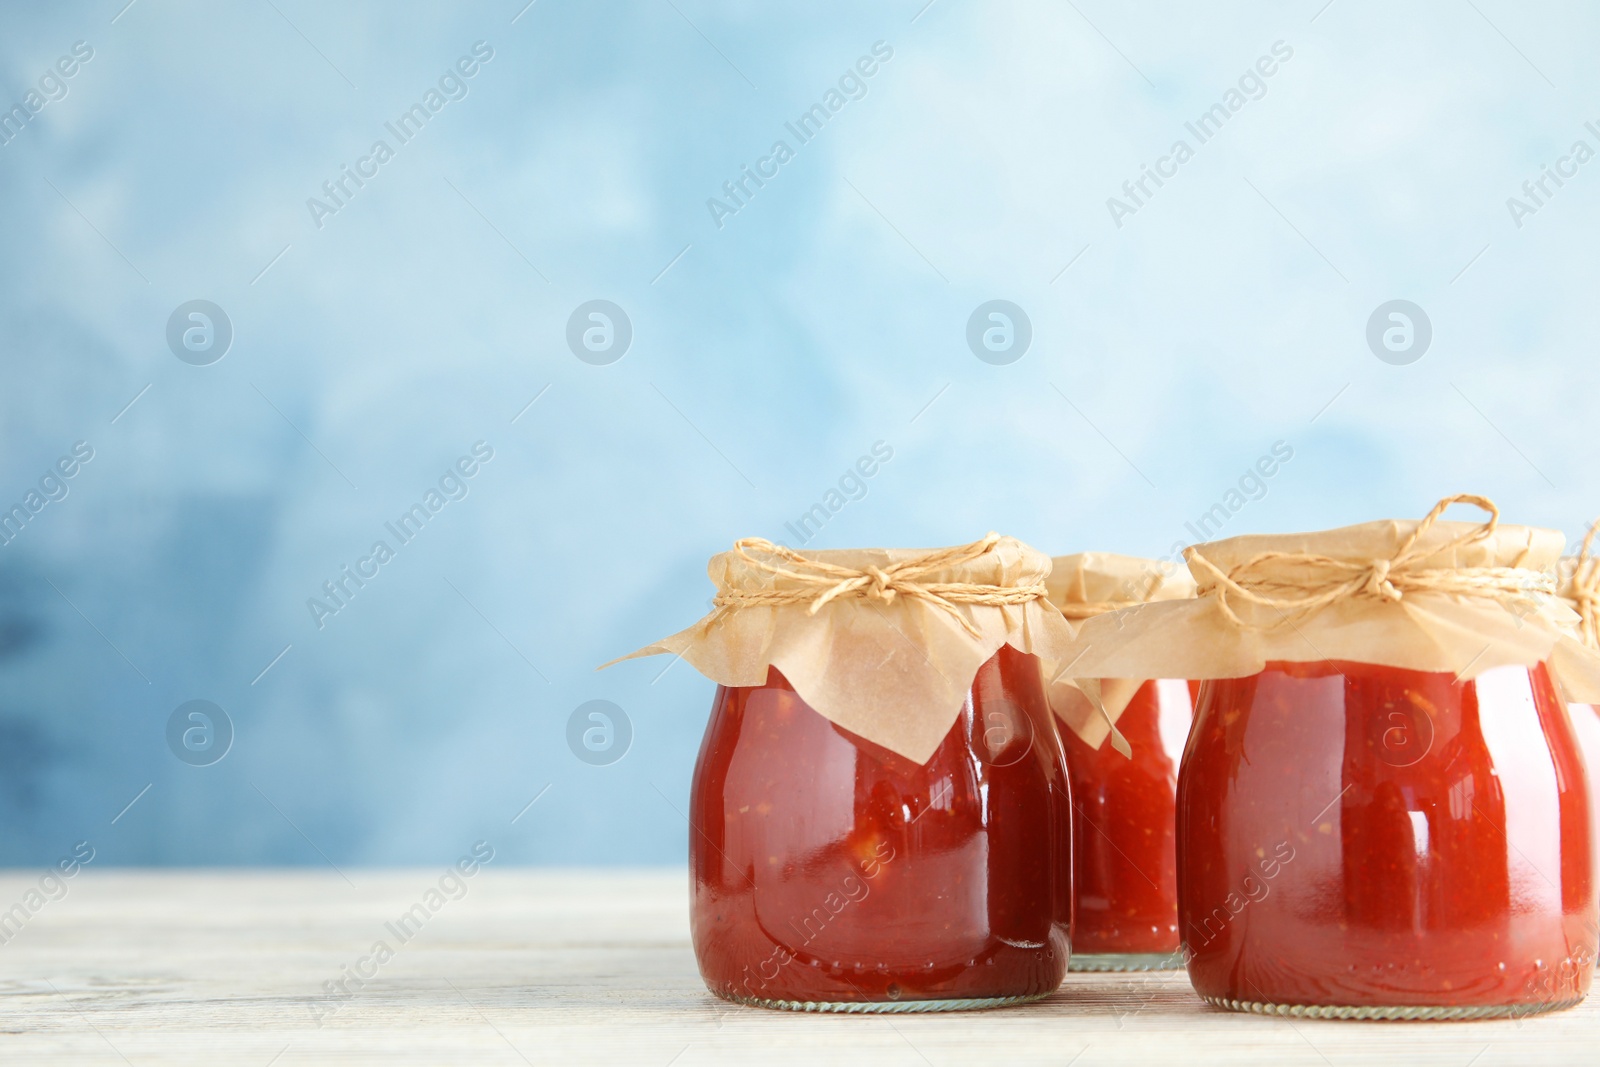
left=0, top=869, right=1590, bottom=1066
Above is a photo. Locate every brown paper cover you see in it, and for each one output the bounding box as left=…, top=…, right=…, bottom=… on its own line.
left=604, top=536, right=1074, bottom=764
left=1041, top=553, right=1195, bottom=751
left=1051, top=511, right=1600, bottom=702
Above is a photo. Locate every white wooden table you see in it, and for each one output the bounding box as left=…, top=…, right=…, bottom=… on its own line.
left=0, top=870, right=1592, bottom=1065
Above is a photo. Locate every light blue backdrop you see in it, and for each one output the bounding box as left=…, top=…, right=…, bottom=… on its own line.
left=1, top=0, right=1596, bottom=866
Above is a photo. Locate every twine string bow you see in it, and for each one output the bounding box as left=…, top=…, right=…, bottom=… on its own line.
left=709, top=533, right=1046, bottom=638
left=1185, top=494, right=1553, bottom=631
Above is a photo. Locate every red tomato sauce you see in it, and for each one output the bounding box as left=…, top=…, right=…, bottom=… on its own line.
left=689, top=646, right=1072, bottom=1007
left=1179, top=659, right=1596, bottom=1012
left=1061, top=679, right=1190, bottom=958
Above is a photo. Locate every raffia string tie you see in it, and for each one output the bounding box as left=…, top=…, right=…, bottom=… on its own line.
left=709, top=533, right=1046, bottom=638
left=1571, top=519, right=1600, bottom=650
left=1184, top=494, right=1554, bottom=631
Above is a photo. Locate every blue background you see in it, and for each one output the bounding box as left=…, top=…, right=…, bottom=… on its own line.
left=1, top=0, right=1596, bottom=866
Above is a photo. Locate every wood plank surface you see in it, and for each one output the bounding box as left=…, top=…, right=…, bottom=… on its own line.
left=0, top=869, right=1590, bottom=1065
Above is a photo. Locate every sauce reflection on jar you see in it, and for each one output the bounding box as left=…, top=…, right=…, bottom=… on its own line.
left=1062, top=678, right=1191, bottom=969
left=1179, top=659, right=1596, bottom=1018
left=689, top=646, right=1072, bottom=1009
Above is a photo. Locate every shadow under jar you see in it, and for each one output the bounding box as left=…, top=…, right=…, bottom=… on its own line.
left=1062, top=678, right=1191, bottom=971
left=1179, top=658, right=1597, bottom=1019
left=690, top=646, right=1072, bottom=1012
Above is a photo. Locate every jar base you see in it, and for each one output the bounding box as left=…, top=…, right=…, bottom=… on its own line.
left=1200, top=993, right=1586, bottom=1021
left=715, top=990, right=1051, bottom=1014
left=1069, top=951, right=1185, bottom=973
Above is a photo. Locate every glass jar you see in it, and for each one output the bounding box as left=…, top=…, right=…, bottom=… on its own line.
left=1061, top=678, right=1191, bottom=970
left=689, top=645, right=1072, bottom=1011
left=1179, top=658, right=1596, bottom=1019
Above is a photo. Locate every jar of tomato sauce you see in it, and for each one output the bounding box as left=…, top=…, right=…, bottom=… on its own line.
left=1182, top=659, right=1593, bottom=1017
left=609, top=534, right=1076, bottom=1011
left=1059, top=679, right=1190, bottom=970
left=1042, top=553, right=1195, bottom=971
left=1045, top=497, right=1600, bottom=1017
